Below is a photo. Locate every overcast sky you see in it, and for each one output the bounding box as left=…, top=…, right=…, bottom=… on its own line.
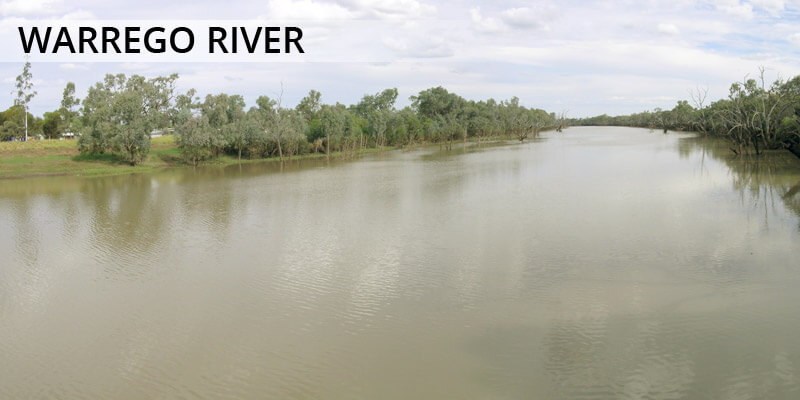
left=1, top=0, right=800, bottom=117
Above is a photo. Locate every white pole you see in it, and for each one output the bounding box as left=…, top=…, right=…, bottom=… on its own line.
left=24, top=104, right=28, bottom=141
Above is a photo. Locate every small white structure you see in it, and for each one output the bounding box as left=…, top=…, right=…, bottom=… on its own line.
left=150, top=128, right=175, bottom=138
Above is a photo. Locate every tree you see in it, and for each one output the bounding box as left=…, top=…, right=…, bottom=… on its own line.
left=79, top=74, right=122, bottom=154
left=79, top=73, right=178, bottom=165
left=61, top=82, right=80, bottom=135
left=200, top=93, right=245, bottom=157
left=252, top=95, right=283, bottom=160
left=42, top=111, right=63, bottom=138
left=176, top=116, right=212, bottom=166
left=411, top=86, right=466, bottom=148
left=277, top=109, right=307, bottom=157
left=296, top=89, right=322, bottom=123
left=14, top=62, right=36, bottom=141
left=0, top=105, right=25, bottom=140
left=319, top=104, right=346, bottom=158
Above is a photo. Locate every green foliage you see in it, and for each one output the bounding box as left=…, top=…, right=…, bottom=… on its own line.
left=78, top=73, right=178, bottom=165
left=176, top=116, right=212, bottom=166
left=15, top=62, right=36, bottom=141
left=296, top=89, right=322, bottom=123
left=1, top=119, right=22, bottom=141
left=574, top=68, right=800, bottom=156
left=61, top=82, right=80, bottom=134
left=16, top=70, right=560, bottom=167
left=42, top=111, right=63, bottom=139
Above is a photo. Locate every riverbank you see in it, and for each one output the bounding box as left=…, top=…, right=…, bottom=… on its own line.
left=0, top=136, right=180, bottom=179
left=1, top=135, right=519, bottom=180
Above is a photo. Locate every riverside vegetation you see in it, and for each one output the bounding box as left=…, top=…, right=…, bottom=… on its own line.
left=1, top=65, right=561, bottom=178
left=574, top=67, right=800, bottom=158
left=5, top=65, right=800, bottom=179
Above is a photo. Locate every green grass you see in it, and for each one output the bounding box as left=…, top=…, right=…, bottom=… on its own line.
left=0, top=136, right=397, bottom=179
left=0, top=137, right=176, bottom=179
left=0, top=133, right=521, bottom=180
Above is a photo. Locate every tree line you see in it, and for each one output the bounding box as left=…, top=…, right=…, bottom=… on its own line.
left=3, top=66, right=561, bottom=166
left=573, top=68, right=800, bottom=157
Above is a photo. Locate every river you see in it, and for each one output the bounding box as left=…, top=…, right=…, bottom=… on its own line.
left=2, top=126, right=800, bottom=399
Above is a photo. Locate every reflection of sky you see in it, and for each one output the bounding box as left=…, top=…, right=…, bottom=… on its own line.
left=1, top=128, right=800, bottom=398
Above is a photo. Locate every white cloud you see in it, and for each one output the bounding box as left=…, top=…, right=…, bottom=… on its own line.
left=657, top=23, right=680, bottom=35
left=500, top=7, right=550, bottom=31
left=0, top=0, right=61, bottom=16
left=751, top=0, right=785, bottom=16
left=59, top=63, right=89, bottom=70
left=470, top=7, right=505, bottom=34
left=711, top=0, right=755, bottom=19
left=263, top=0, right=436, bottom=20
left=4, top=0, right=800, bottom=118
left=60, top=10, right=96, bottom=19
left=264, top=0, right=353, bottom=19
left=341, top=0, right=437, bottom=19
left=382, top=35, right=453, bottom=58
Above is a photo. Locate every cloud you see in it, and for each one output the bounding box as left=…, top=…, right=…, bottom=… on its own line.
left=0, top=0, right=61, bottom=16
left=336, top=0, right=436, bottom=19
left=60, top=10, right=96, bottom=19
left=382, top=35, right=453, bottom=58
left=751, top=0, right=786, bottom=16
left=711, top=0, right=754, bottom=19
left=657, top=23, right=680, bottom=35
left=500, top=7, right=550, bottom=31
left=6, top=0, right=800, bottom=118
left=470, top=7, right=505, bottom=34
left=263, top=0, right=435, bottom=20
left=59, top=63, right=90, bottom=70
left=264, top=0, right=353, bottom=19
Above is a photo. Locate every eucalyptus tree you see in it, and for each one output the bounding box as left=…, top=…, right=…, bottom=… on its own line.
left=411, top=86, right=466, bottom=148
left=296, top=89, right=322, bottom=123
left=355, top=88, right=399, bottom=147
left=79, top=73, right=179, bottom=165
left=79, top=74, right=125, bottom=153
left=60, top=82, right=80, bottom=134
left=200, top=93, right=245, bottom=156
left=397, top=106, right=423, bottom=145
left=690, top=87, right=712, bottom=135
left=173, top=88, right=199, bottom=127
left=176, top=116, right=212, bottom=166
left=110, top=74, right=175, bottom=165
left=14, top=62, right=36, bottom=141
left=500, top=97, right=529, bottom=141
left=319, top=103, right=347, bottom=158
left=252, top=95, right=283, bottom=160
left=282, top=109, right=308, bottom=157
left=112, top=87, right=153, bottom=165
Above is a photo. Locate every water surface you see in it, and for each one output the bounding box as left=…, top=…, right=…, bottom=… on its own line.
left=2, top=127, right=800, bottom=399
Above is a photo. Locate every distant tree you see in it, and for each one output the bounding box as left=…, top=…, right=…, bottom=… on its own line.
left=176, top=116, right=212, bottom=166
left=14, top=62, right=36, bottom=141
left=79, top=73, right=178, bottom=165
left=42, top=110, right=63, bottom=138
left=319, top=104, right=346, bottom=158
left=60, top=82, right=80, bottom=135
left=0, top=106, right=25, bottom=140
left=296, top=89, right=322, bottom=123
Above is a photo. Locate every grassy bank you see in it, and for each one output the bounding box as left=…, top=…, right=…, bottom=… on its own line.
left=0, top=136, right=180, bottom=179
left=0, top=136, right=403, bottom=179
left=0, top=133, right=528, bottom=180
